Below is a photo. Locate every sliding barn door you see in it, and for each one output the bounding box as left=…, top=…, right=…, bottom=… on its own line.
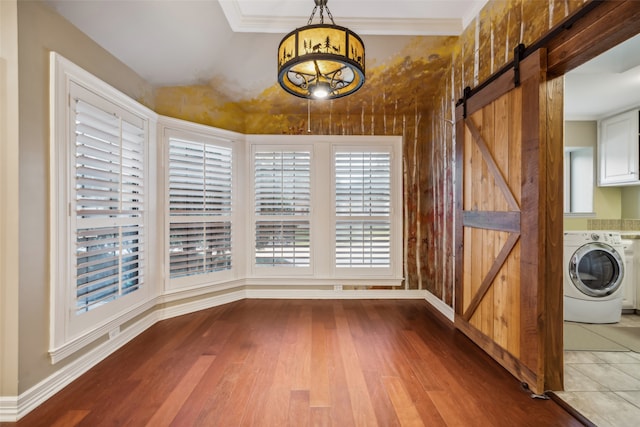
left=454, top=49, right=564, bottom=394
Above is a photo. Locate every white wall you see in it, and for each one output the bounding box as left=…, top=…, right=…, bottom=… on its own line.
left=0, top=0, right=20, bottom=398
left=15, top=0, right=153, bottom=393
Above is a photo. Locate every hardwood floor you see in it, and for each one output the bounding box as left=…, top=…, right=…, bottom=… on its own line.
left=7, top=299, right=582, bottom=426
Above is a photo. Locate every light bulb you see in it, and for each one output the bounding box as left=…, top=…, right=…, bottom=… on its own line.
left=312, top=88, right=329, bottom=98
left=311, top=82, right=331, bottom=99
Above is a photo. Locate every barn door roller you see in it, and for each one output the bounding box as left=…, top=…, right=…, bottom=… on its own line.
left=513, top=44, right=526, bottom=87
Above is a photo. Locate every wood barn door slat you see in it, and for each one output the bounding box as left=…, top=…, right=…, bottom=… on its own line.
left=455, top=50, right=547, bottom=394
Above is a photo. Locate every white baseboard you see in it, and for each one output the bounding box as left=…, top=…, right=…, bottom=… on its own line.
left=158, top=288, right=246, bottom=320
left=161, top=279, right=245, bottom=303
left=0, top=285, right=450, bottom=422
left=0, top=396, right=18, bottom=422
left=49, top=298, right=157, bottom=364
left=424, top=289, right=455, bottom=321
left=245, top=288, right=428, bottom=300
left=3, top=310, right=159, bottom=422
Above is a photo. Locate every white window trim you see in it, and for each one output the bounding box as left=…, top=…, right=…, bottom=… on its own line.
left=49, top=53, right=158, bottom=362
left=247, top=135, right=403, bottom=283
left=332, top=144, right=402, bottom=278
left=160, top=117, right=245, bottom=291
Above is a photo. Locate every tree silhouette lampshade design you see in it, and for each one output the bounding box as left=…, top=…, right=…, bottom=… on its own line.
left=277, top=2, right=365, bottom=100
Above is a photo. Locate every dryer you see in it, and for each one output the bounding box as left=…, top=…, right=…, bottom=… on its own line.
left=564, top=231, right=625, bottom=323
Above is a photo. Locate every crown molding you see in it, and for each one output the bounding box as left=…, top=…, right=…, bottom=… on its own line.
left=218, top=0, right=472, bottom=36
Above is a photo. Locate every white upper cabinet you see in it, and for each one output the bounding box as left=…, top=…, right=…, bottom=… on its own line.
left=598, top=109, right=640, bottom=186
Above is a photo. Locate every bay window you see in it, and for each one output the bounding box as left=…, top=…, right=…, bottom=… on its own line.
left=51, top=54, right=403, bottom=364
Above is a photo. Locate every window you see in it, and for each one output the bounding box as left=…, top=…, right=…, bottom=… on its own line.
left=335, top=151, right=391, bottom=267
left=253, top=149, right=311, bottom=269
left=249, top=136, right=402, bottom=283
left=564, top=147, right=594, bottom=214
left=74, top=99, right=145, bottom=313
left=168, top=137, right=233, bottom=280
left=50, top=53, right=155, bottom=361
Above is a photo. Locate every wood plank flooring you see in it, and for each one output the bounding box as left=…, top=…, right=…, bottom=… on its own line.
left=6, top=299, right=582, bottom=426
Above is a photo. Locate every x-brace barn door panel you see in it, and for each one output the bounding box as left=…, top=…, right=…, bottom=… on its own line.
left=461, top=108, right=522, bottom=345
left=454, top=50, right=553, bottom=394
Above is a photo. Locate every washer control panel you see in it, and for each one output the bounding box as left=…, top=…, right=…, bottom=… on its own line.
left=599, top=232, right=623, bottom=245
left=564, top=231, right=623, bottom=245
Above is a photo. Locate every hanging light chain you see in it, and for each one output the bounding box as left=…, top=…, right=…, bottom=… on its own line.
left=324, top=5, right=335, bottom=25
left=306, top=4, right=319, bottom=25
left=306, top=0, right=336, bottom=26
left=307, top=99, right=311, bottom=133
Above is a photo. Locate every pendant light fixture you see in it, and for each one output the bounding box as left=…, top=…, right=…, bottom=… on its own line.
left=277, top=0, right=365, bottom=100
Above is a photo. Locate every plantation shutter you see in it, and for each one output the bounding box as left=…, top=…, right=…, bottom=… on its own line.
left=168, top=139, right=233, bottom=278
left=169, top=140, right=232, bottom=215
left=73, top=98, right=145, bottom=313
left=254, top=151, right=311, bottom=267
left=335, top=151, right=391, bottom=267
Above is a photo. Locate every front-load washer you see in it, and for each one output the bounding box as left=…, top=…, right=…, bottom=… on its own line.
left=564, top=231, right=625, bottom=323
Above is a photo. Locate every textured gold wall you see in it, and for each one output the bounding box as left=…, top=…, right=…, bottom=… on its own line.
left=155, top=35, right=458, bottom=295
left=155, top=36, right=457, bottom=135
left=154, top=0, right=591, bottom=305
left=417, top=0, right=589, bottom=306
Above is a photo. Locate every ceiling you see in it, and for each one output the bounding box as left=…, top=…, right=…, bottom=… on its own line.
left=44, top=0, right=640, bottom=119
left=565, top=32, right=640, bottom=120
left=44, top=0, right=486, bottom=92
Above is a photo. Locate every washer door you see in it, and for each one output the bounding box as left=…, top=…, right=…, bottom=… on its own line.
left=568, top=242, right=624, bottom=297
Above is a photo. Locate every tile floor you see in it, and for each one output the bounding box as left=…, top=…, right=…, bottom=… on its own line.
left=556, top=314, right=640, bottom=427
